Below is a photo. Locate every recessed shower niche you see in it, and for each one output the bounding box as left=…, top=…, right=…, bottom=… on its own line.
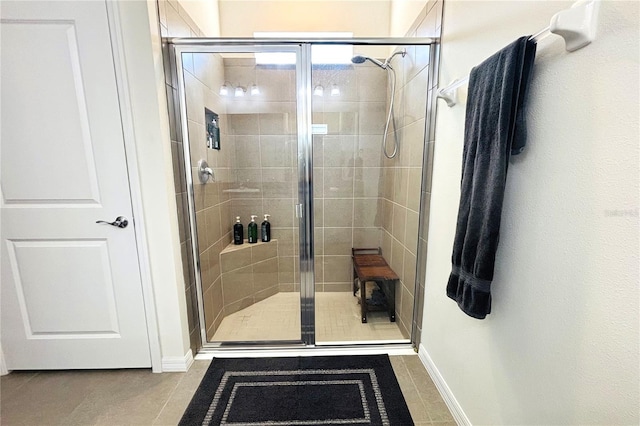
left=173, top=31, right=442, bottom=349
left=205, top=108, right=220, bottom=150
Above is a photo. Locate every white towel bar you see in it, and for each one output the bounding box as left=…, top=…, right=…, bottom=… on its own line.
left=437, top=0, right=600, bottom=107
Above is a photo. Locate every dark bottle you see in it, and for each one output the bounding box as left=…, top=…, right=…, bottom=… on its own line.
left=248, top=215, right=258, bottom=244
left=233, top=216, right=243, bottom=245
left=261, top=214, right=271, bottom=242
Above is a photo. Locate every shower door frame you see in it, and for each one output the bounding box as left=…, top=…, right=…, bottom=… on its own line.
left=172, top=37, right=437, bottom=351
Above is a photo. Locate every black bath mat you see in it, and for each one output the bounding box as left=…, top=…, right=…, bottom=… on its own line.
left=179, top=355, right=413, bottom=426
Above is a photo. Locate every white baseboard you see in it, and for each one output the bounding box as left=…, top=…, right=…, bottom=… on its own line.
left=0, top=345, right=9, bottom=376
left=418, top=344, right=471, bottom=426
left=161, top=349, right=194, bottom=372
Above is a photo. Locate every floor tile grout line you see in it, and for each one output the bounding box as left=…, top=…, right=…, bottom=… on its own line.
left=153, top=372, right=188, bottom=424
left=211, top=292, right=405, bottom=342
left=55, top=374, right=101, bottom=424
left=403, top=356, right=440, bottom=423
left=0, top=371, right=40, bottom=404
left=397, top=355, right=435, bottom=423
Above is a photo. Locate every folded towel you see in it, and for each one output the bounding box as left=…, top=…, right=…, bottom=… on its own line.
left=447, top=36, right=537, bottom=319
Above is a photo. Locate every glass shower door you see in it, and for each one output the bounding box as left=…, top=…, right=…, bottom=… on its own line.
left=175, top=44, right=311, bottom=345
left=175, top=40, right=428, bottom=349
left=310, top=44, right=414, bottom=344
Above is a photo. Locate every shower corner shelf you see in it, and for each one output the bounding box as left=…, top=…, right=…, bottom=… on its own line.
left=223, top=188, right=261, bottom=194
left=221, top=239, right=278, bottom=255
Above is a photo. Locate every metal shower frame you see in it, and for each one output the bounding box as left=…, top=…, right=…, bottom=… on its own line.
left=170, top=37, right=438, bottom=352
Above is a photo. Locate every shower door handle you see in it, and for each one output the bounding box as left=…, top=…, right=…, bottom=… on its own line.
left=96, top=216, right=129, bottom=228
left=295, top=204, right=303, bottom=219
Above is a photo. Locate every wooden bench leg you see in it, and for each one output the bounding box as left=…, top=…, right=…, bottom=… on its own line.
left=353, top=271, right=359, bottom=296
left=361, top=281, right=367, bottom=323
left=388, top=280, right=396, bottom=322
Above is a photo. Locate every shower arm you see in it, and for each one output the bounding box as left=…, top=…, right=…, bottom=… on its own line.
left=383, top=48, right=407, bottom=69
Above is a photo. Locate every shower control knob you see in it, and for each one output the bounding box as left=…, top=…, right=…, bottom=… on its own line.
left=198, top=159, right=215, bottom=183
left=96, top=216, right=129, bottom=228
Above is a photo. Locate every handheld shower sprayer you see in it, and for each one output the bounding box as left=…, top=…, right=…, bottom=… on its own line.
left=350, top=48, right=406, bottom=70
left=350, top=55, right=386, bottom=69
left=350, top=48, right=407, bottom=158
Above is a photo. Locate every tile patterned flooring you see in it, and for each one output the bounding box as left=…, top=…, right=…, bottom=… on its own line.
left=212, top=291, right=407, bottom=343
left=0, top=355, right=455, bottom=425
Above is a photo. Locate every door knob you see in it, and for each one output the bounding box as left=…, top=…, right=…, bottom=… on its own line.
left=96, top=216, right=128, bottom=228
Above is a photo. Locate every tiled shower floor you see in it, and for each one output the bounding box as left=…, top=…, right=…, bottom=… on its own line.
left=212, top=292, right=407, bottom=343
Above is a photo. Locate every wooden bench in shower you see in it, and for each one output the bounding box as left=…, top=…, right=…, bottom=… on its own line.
left=352, top=247, right=399, bottom=324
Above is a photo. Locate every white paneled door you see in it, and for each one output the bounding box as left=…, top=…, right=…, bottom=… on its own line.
left=0, top=1, right=151, bottom=369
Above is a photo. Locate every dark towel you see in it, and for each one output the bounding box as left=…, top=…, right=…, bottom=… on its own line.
left=447, top=37, right=536, bottom=319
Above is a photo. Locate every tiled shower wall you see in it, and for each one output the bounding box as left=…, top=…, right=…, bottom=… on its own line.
left=311, top=63, right=388, bottom=292
left=224, top=60, right=389, bottom=293
left=159, top=0, right=236, bottom=347
left=222, top=59, right=300, bottom=292
left=158, top=0, right=206, bottom=354
left=413, top=0, right=443, bottom=347
left=183, top=53, right=234, bottom=342
left=380, top=0, right=443, bottom=340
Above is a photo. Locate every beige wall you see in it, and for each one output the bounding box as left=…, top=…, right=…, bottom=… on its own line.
left=390, top=0, right=429, bottom=37
left=177, top=0, right=220, bottom=37
left=159, top=0, right=202, bottom=37
left=217, top=1, right=393, bottom=59
left=423, top=1, right=639, bottom=424
left=218, top=1, right=391, bottom=37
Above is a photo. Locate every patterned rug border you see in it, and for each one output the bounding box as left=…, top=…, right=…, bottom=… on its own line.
left=179, top=355, right=413, bottom=426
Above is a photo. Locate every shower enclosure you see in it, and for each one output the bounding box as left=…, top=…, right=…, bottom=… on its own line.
left=171, top=38, right=438, bottom=349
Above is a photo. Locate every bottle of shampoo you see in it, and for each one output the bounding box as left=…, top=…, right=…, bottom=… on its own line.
left=233, top=216, right=243, bottom=245
left=248, top=215, right=258, bottom=244
left=261, top=214, right=271, bottom=242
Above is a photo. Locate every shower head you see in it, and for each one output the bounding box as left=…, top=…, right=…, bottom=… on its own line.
left=351, top=55, right=387, bottom=69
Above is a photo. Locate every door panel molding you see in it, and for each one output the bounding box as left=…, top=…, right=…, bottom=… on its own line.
left=7, top=239, right=121, bottom=338
left=0, top=20, right=101, bottom=205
